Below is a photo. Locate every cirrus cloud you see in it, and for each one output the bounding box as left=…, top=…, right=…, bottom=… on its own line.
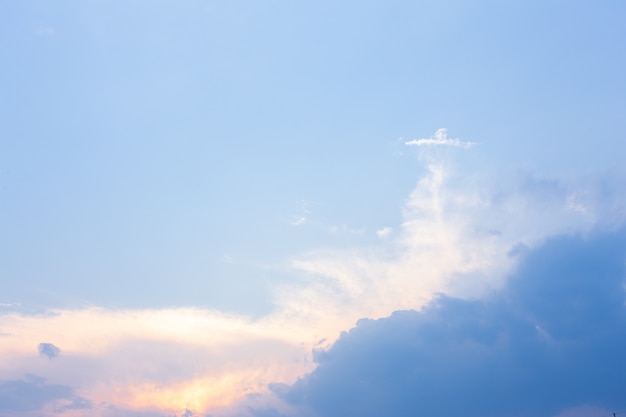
left=404, top=128, right=477, bottom=148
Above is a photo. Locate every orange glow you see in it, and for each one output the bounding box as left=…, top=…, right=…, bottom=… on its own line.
left=92, top=365, right=309, bottom=414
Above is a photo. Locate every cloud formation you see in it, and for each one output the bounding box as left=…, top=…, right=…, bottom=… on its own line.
left=289, top=200, right=314, bottom=226
left=0, top=375, right=89, bottom=416
left=375, top=227, right=392, bottom=239
left=404, top=128, right=476, bottom=148
left=38, top=343, right=60, bottom=360
left=0, top=308, right=316, bottom=416
left=246, top=228, right=626, bottom=417
left=1, top=158, right=625, bottom=416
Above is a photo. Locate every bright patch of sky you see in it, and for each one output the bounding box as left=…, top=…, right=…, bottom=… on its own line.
left=1, top=1, right=626, bottom=416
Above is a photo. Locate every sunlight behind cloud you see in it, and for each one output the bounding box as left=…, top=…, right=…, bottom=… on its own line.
left=0, top=308, right=314, bottom=415
left=1, top=134, right=625, bottom=415
left=4, top=0, right=626, bottom=414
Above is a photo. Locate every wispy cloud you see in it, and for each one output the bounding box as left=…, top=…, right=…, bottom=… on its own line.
left=289, top=200, right=314, bottom=226
left=405, top=128, right=476, bottom=148
left=0, top=302, right=21, bottom=308
left=287, top=164, right=580, bottom=322
left=0, top=308, right=316, bottom=416
left=376, top=227, right=392, bottom=239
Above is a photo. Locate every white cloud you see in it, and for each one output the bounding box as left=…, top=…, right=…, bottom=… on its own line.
left=0, top=308, right=317, bottom=416
left=405, top=128, right=476, bottom=148
left=376, top=227, right=392, bottom=239
left=285, top=164, right=626, bottom=333
left=289, top=200, right=314, bottom=226
left=0, top=302, right=20, bottom=308
left=290, top=216, right=307, bottom=226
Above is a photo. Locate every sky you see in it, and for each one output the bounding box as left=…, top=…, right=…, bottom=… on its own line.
left=1, top=1, right=626, bottom=416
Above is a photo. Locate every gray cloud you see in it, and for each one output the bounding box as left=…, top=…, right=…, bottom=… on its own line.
left=246, top=228, right=626, bottom=417
left=56, top=396, right=93, bottom=411
left=0, top=375, right=77, bottom=413
left=38, top=342, right=60, bottom=360
left=0, top=375, right=170, bottom=416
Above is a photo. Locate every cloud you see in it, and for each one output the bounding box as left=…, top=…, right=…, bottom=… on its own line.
left=290, top=216, right=307, bottom=226
left=246, top=228, right=626, bottom=417
left=375, top=227, right=392, bottom=239
left=1, top=160, right=625, bottom=416
left=0, top=302, right=21, bottom=307
left=0, top=308, right=316, bottom=416
left=38, top=343, right=60, bottom=360
left=0, top=374, right=86, bottom=415
left=285, top=163, right=624, bottom=330
left=0, top=374, right=177, bottom=417
left=404, top=128, right=476, bottom=148
left=289, top=200, right=314, bottom=226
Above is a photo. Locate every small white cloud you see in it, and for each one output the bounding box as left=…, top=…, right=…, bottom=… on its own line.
left=564, top=194, right=589, bottom=215
left=0, top=302, right=20, bottom=307
left=289, top=200, right=314, bottom=226
left=405, top=128, right=476, bottom=149
left=290, top=216, right=307, bottom=226
left=376, top=227, right=392, bottom=239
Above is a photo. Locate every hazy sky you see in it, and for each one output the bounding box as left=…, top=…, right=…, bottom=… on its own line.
left=1, top=1, right=626, bottom=416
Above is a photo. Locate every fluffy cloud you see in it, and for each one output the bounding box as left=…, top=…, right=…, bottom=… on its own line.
left=375, top=227, right=392, bottom=239
left=246, top=228, right=626, bottom=417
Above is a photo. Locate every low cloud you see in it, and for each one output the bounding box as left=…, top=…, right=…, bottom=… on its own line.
left=0, top=302, right=21, bottom=307
left=246, top=229, right=626, bottom=417
left=1, top=162, right=625, bottom=416
left=375, top=227, right=392, bottom=239
left=0, top=309, right=315, bottom=415
left=289, top=200, right=314, bottom=226
left=38, top=343, right=60, bottom=360
left=0, top=375, right=85, bottom=414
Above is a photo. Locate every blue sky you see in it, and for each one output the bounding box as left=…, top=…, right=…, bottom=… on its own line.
left=1, top=1, right=626, bottom=416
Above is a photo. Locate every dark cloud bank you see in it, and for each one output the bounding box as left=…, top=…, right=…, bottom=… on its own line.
left=251, top=228, right=626, bottom=417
